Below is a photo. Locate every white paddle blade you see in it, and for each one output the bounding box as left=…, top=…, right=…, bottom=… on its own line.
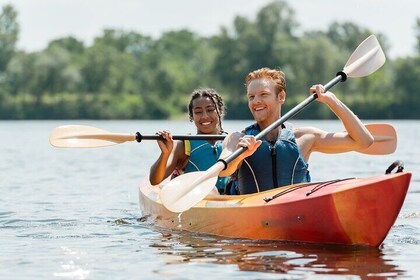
left=51, top=136, right=124, bottom=148
left=49, top=125, right=135, bottom=148
left=160, top=162, right=224, bottom=213
left=160, top=173, right=218, bottom=213
left=344, top=35, right=386, bottom=78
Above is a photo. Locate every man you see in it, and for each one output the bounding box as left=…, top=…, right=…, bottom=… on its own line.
left=219, top=67, right=373, bottom=194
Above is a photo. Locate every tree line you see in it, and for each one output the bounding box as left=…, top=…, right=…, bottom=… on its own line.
left=0, top=1, right=419, bottom=120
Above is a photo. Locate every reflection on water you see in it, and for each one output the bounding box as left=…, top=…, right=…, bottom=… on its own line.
left=144, top=225, right=406, bottom=279
left=2, top=120, right=419, bottom=279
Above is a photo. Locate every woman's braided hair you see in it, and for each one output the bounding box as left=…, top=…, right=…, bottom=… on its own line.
left=188, top=88, right=225, bottom=133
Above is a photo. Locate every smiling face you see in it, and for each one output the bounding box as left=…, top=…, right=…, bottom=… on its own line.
left=247, top=78, right=285, bottom=129
left=191, top=96, right=220, bottom=134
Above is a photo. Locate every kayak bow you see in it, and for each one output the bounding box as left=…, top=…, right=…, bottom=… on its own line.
left=139, top=172, right=411, bottom=246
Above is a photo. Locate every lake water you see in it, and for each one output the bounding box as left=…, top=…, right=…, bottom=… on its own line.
left=1, top=120, right=419, bottom=279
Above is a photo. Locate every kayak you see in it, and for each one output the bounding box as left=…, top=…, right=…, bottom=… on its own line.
left=138, top=172, right=411, bottom=246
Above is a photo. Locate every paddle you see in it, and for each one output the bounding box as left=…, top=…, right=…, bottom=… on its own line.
left=48, top=123, right=396, bottom=155
left=359, top=123, right=396, bottom=155
left=160, top=35, right=387, bottom=213
left=49, top=125, right=225, bottom=148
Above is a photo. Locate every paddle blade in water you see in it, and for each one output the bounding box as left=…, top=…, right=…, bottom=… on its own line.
left=159, top=162, right=224, bottom=213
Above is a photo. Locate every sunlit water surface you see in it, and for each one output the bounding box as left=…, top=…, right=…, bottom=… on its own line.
left=1, top=120, right=419, bottom=279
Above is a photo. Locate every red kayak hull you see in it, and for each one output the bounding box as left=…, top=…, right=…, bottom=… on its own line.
left=139, top=172, right=411, bottom=246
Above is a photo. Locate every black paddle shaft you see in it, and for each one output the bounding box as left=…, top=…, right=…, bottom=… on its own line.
left=136, top=133, right=225, bottom=142
left=219, top=72, right=347, bottom=168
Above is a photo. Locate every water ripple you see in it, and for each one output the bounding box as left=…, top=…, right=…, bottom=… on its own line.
left=400, top=212, right=420, bottom=218
left=2, top=120, right=420, bottom=279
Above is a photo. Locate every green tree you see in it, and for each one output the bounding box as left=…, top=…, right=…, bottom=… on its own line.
left=252, top=0, right=298, bottom=68
left=81, top=29, right=150, bottom=95
left=81, top=42, right=119, bottom=93
left=416, top=17, right=420, bottom=54
left=393, top=56, right=420, bottom=118
left=2, top=0, right=420, bottom=120
left=137, top=29, right=217, bottom=118
left=38, top=47, right=79, bottom=93
left=0, top=4, right=19, bottom=72
left=326, top=22, right=382, bottom=54
left=48, top=36, right=85, bottom=54
left=391, top=18, right=420, bottom=118
left=210, top=0, right=300, bottom=118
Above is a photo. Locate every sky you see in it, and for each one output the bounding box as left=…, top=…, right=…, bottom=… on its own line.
left=1, top=0, right=419, bottom=59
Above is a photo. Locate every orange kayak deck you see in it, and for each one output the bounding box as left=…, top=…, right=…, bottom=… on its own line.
left=138, top=172, right=411, bottom=247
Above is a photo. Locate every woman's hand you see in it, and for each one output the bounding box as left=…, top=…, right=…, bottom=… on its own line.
left=156, top=130, right=174, bottom=155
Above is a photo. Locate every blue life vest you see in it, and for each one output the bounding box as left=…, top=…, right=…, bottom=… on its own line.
left=183, top=139, right=229, bottom=194
left=237, top=123, right=310, bottom=194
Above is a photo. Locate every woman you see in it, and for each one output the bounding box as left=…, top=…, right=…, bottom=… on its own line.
left=149, top=88, right=229, bottom=194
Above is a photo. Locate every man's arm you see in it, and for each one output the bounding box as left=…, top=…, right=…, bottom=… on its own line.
left=297, top=85, right=374, bottom=159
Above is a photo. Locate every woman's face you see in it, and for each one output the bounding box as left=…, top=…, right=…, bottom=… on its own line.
left=191, top=96, right=220, bottom=134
